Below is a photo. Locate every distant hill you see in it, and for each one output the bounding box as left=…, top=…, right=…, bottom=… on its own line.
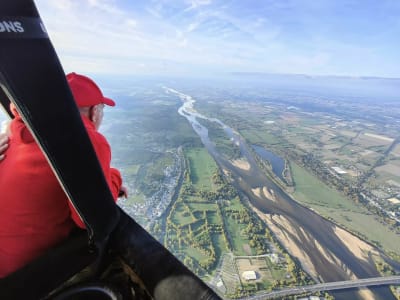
left=228, top=72, right=400, bottom=101
left=230, top=72, right=400, bottom=82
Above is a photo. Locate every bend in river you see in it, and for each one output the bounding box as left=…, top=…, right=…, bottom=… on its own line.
left=167, top=87, right=396, bottom=300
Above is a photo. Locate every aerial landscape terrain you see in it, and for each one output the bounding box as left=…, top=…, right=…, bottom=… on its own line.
left=0, top=1, right=399, bottom=299
left=80, top=74, right=400, bottom=300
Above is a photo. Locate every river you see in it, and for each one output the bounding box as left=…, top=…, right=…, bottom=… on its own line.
left=252, top=145, right=286, bottom=183
left=167, top=87, right=396, bottom=300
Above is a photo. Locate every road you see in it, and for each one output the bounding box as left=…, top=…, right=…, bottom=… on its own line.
left=241, top=276, right=400, bottom=299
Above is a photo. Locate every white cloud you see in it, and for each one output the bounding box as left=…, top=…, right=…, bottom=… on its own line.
left=86, top=0, right=124, bottom=15
left=50, top=0, right=73, bottom=10
left=146, top=4, right=163, bottom=19
left=178, top=38, right=188, bottom=47
left=125, top=18, right=138, bottom=28
left=34, top=0, right=399, bottom=77
left=190, top=0, right=212, bottom=7
left=187, top=22, right=200, bottom=33
left=184, top=0, right=212, bottom=12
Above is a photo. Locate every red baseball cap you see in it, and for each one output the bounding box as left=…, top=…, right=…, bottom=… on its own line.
left=66, top=72, right=115, bottom=108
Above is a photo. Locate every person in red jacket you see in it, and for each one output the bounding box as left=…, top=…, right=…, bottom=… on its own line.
left=0, top=72, right=126, bottom=278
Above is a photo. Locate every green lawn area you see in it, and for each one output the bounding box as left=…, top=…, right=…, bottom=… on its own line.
left=207, top=211, right=220, bottom=224
left=265, top=258, right=286, bottom=280
left=185, top=147, right=218, bottom=190
left=225, top=196, right=244, bottom=210
left=124, top=192, right=146, bottom=205
left=211, top=233, right=229, bottom=261
left=189, top=219, right=205, bottom=233
left=192, top=211, right=204, bottom=220
left=172, top=202, right=195, bottom=226
left=224, top=216, right=251, bottom=256
left=189, top=202, right=217, bottom=212
left=125, top=164, right=141, bottom=176
left=184, top=246, right=208, bottom=262
left=291, top=163, right=355, bottom=210
left=240, top=129, right=280, bottom=145
left=291, top=162, right=400, bottom=253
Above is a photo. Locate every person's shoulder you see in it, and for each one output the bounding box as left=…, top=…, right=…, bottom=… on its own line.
left=84, top=123, right=110, bottom=149
left=92, top=130, right=109, bottom=146
left=81, top=117, right=107, bottom=142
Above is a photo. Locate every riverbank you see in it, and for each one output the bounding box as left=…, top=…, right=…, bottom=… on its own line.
left=290, top=161, right=400, bottom=255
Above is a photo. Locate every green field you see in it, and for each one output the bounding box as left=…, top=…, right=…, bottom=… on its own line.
left=189, top=202, right=217, bottom=211
left=240, top=129, right=281, bottom=145
left=125, top=164, right=141, bottom=176
left=211, top=233, right=229, bottom=262
left=184, top=246, right=208, bottom=262
left=165, top=147, right=231, bottom=275
left=172, top=202, right=196, bottom=225
left=124, top=192, right=146, bottom=205
left=291, top=162, right=400, bottom=253
left=265, top=258, right=286, bottom=280
left=224, top=216, right=252, bottom=256
left=185, top=148, right=218, bottom=190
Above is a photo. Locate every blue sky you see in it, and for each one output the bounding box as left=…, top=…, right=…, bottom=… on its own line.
left=35, top=0, right=400, bottom=78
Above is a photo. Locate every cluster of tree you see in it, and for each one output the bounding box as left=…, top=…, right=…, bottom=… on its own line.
left=216, top=184, right=238, bottom=199
left=198, top=257, right=216, bottom=271
left=212, top=170, right=225, bottom=185
left=323, top=293, right=335, bottom=300
left=227, top=286, right=252, bottom=299
left=225, top=209, right=251, bottom=224
left=180, top=201, right=196, bottom=220
left=195, top=229, right=212, bottom=248
left=182, top=253, right=207, bottom=276
left=285, top=254, right=312, bottom=286
left=216, top=142, right=242, bottom=161
left=242, top=220, right=268, bottom=254
left=150, top=221, right=162, bottom=237
left=375, top=260, right=396, bottom=276
left=225, top=208, right=271, bottom=254
left=181, top=183, right=195, bottom=196
left=194, top=235, right=217, bottom=271
left=185, top=219, right=218, bottom=271
left=180, top=182, right=237, bottom=203
left=388, top=251, right=400, bottom=264
left=184, top=157, right=192, bottom=182
left=282, top=160, right=294, bottom=186
left=216, top=202, right=233, bottom=251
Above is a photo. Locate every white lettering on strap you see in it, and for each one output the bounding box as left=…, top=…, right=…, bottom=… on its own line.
left=0, top=21, right=25, bottom=33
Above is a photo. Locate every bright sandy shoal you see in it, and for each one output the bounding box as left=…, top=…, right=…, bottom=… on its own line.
left=231, top=159, right=251, bottom=171
left=333, top=226, right=378, bottom=263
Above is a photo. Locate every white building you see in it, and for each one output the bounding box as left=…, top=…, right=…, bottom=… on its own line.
left=332, top=166, right=348, bottom=175
left=242, top=270, right=257, bottom=281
